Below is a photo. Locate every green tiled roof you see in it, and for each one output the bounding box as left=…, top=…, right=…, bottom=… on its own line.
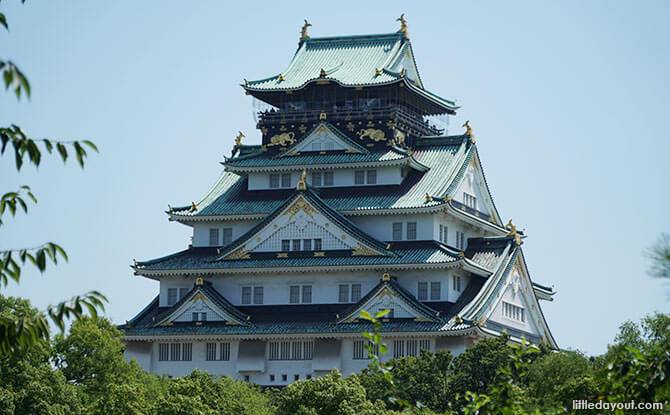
left=134, top=241, right=461, bottom=273
left=172, top=135, right=473, bottom=217
left=246, top=33, right=413, bottom=90
left=224, top=149, right=407, bottom=169
left=243, top=32, right=457, bottom=112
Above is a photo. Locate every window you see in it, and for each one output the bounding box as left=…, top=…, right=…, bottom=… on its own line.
left=270, top=374, right=275, bottom=382
left=351, top=284, right=361, bottom=302
left=192, top=312, right=198, bottom=321
left=366, top=170, right=377, bottom=184
left=244, top=375, right=250, bottom=382
left=339, top=284, right=349, bottom=303
left=354, top=170, right=365, bottom=185
left=393, top=339, right=432, bottom=358
left=290, top=286, right=300, bottom=304
left=268, top=341, right=314, bottom=360
left=439, top=224, right=448, bottom=243
left=167, top=288, right=178, bottom=306
left=464, top=192, right=477, bottom=209
left=281, top=173, right=291, bottom=188
left=503, top=302, right=525, bottom=322
left=269, top=174, right=279, bottom=188
left=453, top=275, right=462, bottom=292
left=417, top=282, right=428, bottom=301
left=292, top=239, right=301, bottom=251
left=209, top=228, right=219, bottom=246
left=430, top=282, right=441, bottom=301
left=253, top=286, right=264, bottom=304
left=406, top=222, right=417, bottom=240
left=282, top=374, right=287, bottom=382
left=206, top=343, right=230, bottom=361
left=302, top=285, right=312, bottom=303
left=222, top=228, right=232, bottom=245
left=159, top=343, right=169, bottom=361
left=282, top=239, right=290, bottom=251
left=392, top=222, right=403, bottom=240
left=323, top=172, right=334, bottom=186
left=294, top=374, right=300, bottom=381
left=314, top=239, right=322, bottom=250
left=311, top=172, right=322, bottom=186
left=306, top=375, right=312, bottom=379
left=160, top=343, right=193, bottom=361
left=353, top=340, right=379, bottom=360
left=241, top=286, right=251, bottom=304
left=303, top=239, right=312, bottom=251
left=456, top=231, right=465, bottom=250
left=178, top=287, right=189, bottom=300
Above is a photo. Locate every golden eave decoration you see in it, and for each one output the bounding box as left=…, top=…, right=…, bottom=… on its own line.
left=225, top=244, right=251, bottom=260
left=284, top=197, right=317, bottom=220
left=296, top=169, right=307, bottom=190
left=505, top=219, right=522, bottom=245
left=351, top=243, right=382, bottom=257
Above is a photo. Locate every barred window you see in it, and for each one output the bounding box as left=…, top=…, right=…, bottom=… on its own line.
left=241, top=286, right=251, bottom=304
left=314, top=239, right=322, bottom=250
left=393, top=340, right=405, bottom=358
left=354, top=170, right=365, bottom=185
left=200, top=312, right=207, bottom=322
left=353, top=340, right=371, bottom=360
left=292, top=239, right=301, bottom=251
left=456, top=231, right=465, bottom=250
left=311, top=172, right=322, bottom=186
left=269, top=341, right=314, bottom=360
left=269, top=174, right=279, bottom=188
left=419, top=339, right=431, bottom=352
left=503, top=302, right=525, bottom=322
left=281, top=239, right=290, bottom=251
left=206, top=343, right=230, bottom=361
left=167, top=288, right=178, bottom=306
left=351, top=284, right=361, bottom=302
left=417, top=282, right=428, bottom=301
left=159, top=343, right=169, bottom=361
left=209, top=228, right=219, bottom=246
left=439, top=224, right=448, bottom=243
left=453, top=275, right=462, bottom=292
left=302, top=239, right=312, bottom=251
left=338, top=284, right=349, bottom=303
left=290, top=286, right=300, bottom=304
left=178, top=287, right=189, bottom=300
left=302, top=285, right=312, bottom=304
left=170, top=343, right=180, bottom=361
left=464, top=192, right=477, bottom=209
left=281, top=173, right=291, bottom=188
left=393, top=339, right=432, bottom=358
left=406, top=222, right=417, bottom=240
left=323, top=172, right=334, bottom=186
left=192, top=312, right=199, bottom=321
left=253, top=286, right=264, bottom=304
left=407, top=339, right=418, bottom=356
left=430, top=282, right=441, bottom=301
left=182, top=343, right=192, bottom=361
left=222, top=228, right=233, bottom=245
left=392, top=222, right=403, bottom=240
left=366, top=170, right=377, bottom=184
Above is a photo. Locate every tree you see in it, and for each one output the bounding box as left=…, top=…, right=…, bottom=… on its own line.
left=0, top=1, right=106, bottom=355
left=647, top=233, right=670, bottom=282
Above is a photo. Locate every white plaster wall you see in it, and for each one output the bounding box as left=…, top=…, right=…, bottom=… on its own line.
left=247, top=166, right=403, bottom=190
left=452, top=162, right=492, bottom=216
left=349, top=213, right=433, bottom=242
left=192, top=220, right=258, bottom=247
left=487, top=275, right=541, bottom=337
left=124, top=342, right=152, bottom=371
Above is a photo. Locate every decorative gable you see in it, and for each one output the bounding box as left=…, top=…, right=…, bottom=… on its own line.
left=337, top=274, right=441, bottom=323
left=281, top=122, right=368, bottom=157
left=155, top=281, right=250, bottom=327
left=220, top=191, right=390, bottom=259
left=453, top=157, right=500, bottom=223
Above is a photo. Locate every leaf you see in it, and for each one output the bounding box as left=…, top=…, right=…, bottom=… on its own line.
left=0, top=13, right=7, bottom=30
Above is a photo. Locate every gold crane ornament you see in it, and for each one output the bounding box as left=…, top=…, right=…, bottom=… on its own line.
left=396, top=14, right=408, bottom=37
left=235, top=131, right=245, bottom=146
left=300, top=19, right=312, bottom=39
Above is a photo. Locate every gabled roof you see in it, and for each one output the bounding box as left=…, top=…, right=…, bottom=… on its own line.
left=133, top=241, right=468, bottom=276
left=214, top=186, right=395, bottom=260
left=170, top=135, right=476, bottom=219
left=278, top=122, right=370, bottom=156
left=152, top=280, right=251, bottom=327
left=242, top=32, right=457, bottom=113
left=336, top=274, right=443, bottom=323
left=245, top=33, right=418, bottom=90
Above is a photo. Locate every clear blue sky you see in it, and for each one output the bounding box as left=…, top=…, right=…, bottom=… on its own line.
left=1, top=1, right=668, bottom=355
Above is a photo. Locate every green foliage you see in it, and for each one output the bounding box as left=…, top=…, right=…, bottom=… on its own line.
left=647, top=232, right=670, bottom=281
left=0, top=1, right=105, bottom=357
left=275, top=370, right=392, bottom=415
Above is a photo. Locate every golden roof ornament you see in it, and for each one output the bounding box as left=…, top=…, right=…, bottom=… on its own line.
left=296, top=169, right=307, bottom=190
left=300, top=19, right=312, bottom=39
left=319, top=68, right=327, bottom=77
left=462, top=120, right=474, bottom=139
left=396, top=14, right=408, bottom=37
left=505, top=219, right=522, bottom=245
left=195, top=277, right=204, bottom=286
left=277, top=74, right=285, bottom=82
left=235, top=131, right=245, bottom=146
left=425, top=193, right=433, bottom=203
left=190, top=201, right=198, bottom=211
left=382, top=272, right=391, bottom=281
left=374, top=68, right=382, bottom=76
